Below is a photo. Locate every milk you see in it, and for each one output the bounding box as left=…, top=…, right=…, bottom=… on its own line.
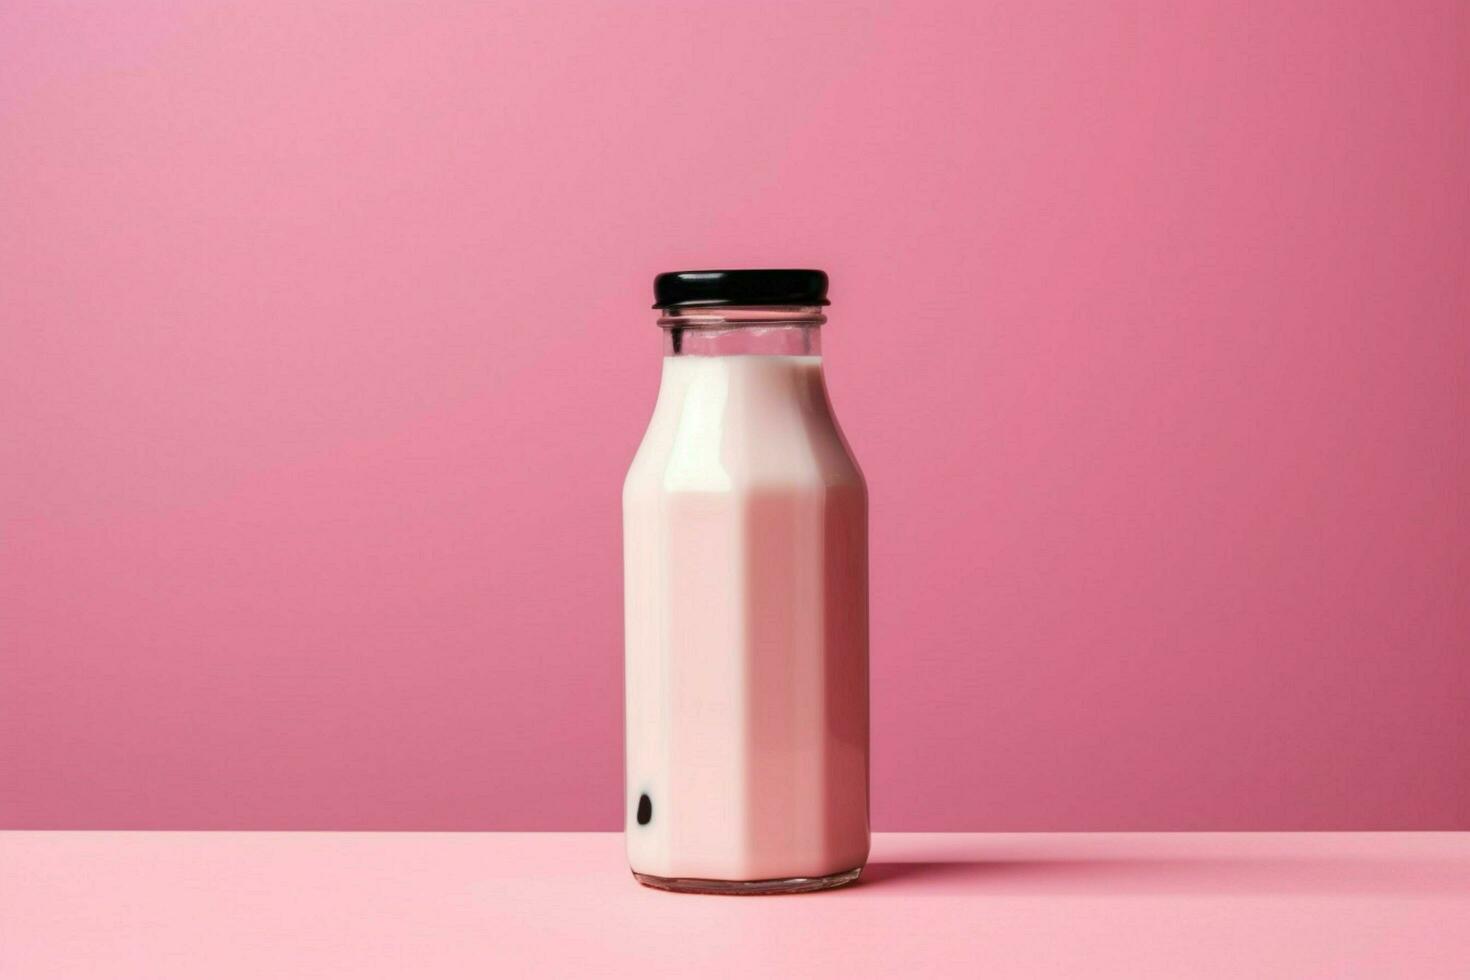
left=624, top=354, right=869, bottom=889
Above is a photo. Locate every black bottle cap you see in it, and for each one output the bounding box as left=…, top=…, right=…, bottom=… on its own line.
left=653, top=269, right=830, bottom=309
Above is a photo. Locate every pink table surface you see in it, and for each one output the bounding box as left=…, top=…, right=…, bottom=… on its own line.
left=3, top=832, right=1467, bottom=978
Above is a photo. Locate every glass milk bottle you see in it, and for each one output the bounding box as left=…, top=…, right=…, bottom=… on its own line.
left=624, top=269, right=869, bottom=894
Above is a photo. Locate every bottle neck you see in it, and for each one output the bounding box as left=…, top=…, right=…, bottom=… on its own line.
left=657, top=305, right=824, bottom=357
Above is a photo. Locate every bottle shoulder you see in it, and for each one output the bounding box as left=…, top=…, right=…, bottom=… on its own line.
left=625, top=355, right=865, bottom=497
left=624, top=443, right=864, bottom=499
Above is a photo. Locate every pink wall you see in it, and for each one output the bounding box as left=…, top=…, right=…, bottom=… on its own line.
left=2, top=1, right=1466, bottom=831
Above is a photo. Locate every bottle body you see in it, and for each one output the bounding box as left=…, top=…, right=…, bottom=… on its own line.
left=624, top=325, right=869, bottom=891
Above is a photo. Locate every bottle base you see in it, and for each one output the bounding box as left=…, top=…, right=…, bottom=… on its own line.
left=632, top=865, right=862, bottom=895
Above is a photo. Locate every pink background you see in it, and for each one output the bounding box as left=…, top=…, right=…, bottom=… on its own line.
left=2, top=1, right=1466, bottom=831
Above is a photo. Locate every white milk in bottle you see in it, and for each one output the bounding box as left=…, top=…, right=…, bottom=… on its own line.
left=624, top=269, right=869, bottom=894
